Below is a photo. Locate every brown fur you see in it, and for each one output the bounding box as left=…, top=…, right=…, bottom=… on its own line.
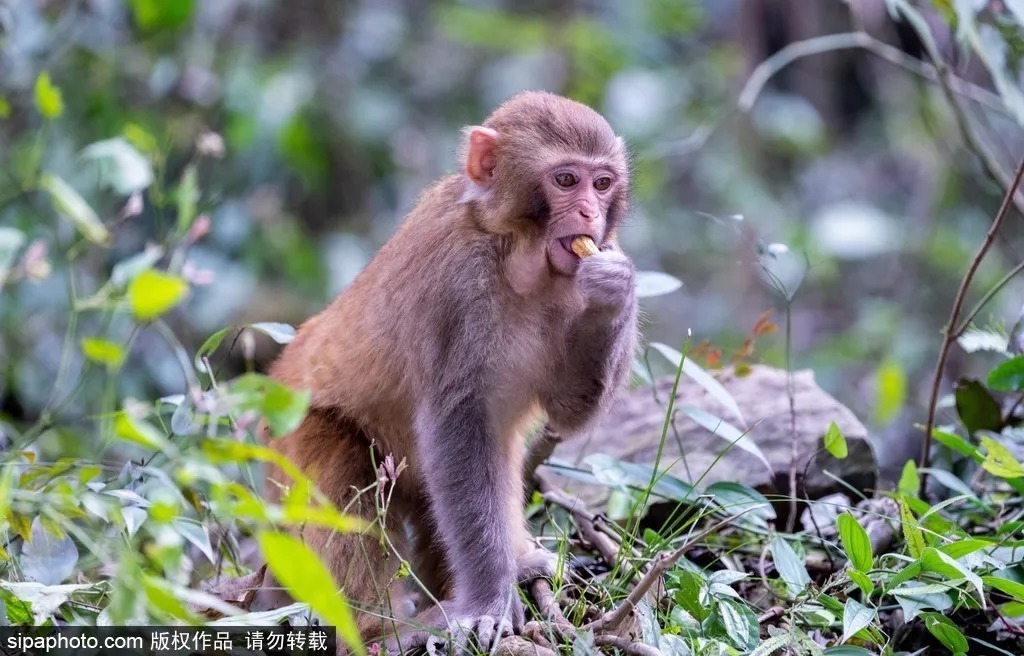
left=259, top=91, right=638, bottom=650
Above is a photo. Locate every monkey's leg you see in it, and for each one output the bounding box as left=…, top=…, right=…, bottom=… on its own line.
left=260, top=409, right=411, bottom=646
left=408, top=514, right=453, bottom=603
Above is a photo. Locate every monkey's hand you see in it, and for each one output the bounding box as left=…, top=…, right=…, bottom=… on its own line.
left=577, top=248, right=636, bottom=317
left=516, top=546, right=563, bottom=583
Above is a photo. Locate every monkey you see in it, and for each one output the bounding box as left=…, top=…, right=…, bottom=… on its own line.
left=257, top=91, right=638, bottom=653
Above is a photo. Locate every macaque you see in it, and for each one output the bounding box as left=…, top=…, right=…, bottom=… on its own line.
left=259, top=91, right=638, bottom=652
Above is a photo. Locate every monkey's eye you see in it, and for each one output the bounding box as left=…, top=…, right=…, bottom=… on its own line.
left=555, top=172, right=578, bottom=188
left=594, top=176, right=612, bottom=191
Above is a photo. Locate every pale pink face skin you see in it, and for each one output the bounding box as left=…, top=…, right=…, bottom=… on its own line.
left=543, top=160, right=620, bottom=276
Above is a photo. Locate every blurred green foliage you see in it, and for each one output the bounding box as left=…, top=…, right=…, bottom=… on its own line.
left=3, top=0, right=1024, bottom=649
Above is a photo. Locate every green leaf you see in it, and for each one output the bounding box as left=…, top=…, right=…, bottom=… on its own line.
left=0, top=588, right=33, bottom=625
left=983, top=575, right=1024, bottom=602
left=932, top=428, right=978, bottom=459
left=248, top=322, right=297, bottom=344
left=0, top=97, right=10, bottom=119
left=194, top=326, right=233, bottom=374
left=898, top=459, right=920, bottom=498
left=874, top=359, right=906, bottom=424
left=635, top=271, right=683, bottom=298
left=979, top=435, right=1024, bottom=479
left=919, top=468, right=982, bottom=505
left=176, top=164, right=198, bottom=234
left=955, top=378, right=1003, bottom=436
left=81, top=138, right=154, bottom=195
left=920, top=611, right=969, bottom=654
left=40, top=174, right=110, bottom=245
left=891, top=581, right=954, bottom=621
left=770, top=536, right=810, bottom=598
left=837, top=513, right=873, bottom=572
left=920, top=547, right=985, bottom=606
left=823, top=648, right=877, bottom=656
left=114, top=413, right=177, bottom=456
left=80, top=338, right=126, bottom=369
left=128, top=270, right=189, bottom=321
left=988, top=355, right=1024, bottom=392
left=649, top=342, right=745, bottom=424
left=899, top=500, right=926, bottom=558
left=681, top=405, right=770, bottom=471
left=172, top=519, right=214, bottom=563
left=671, top=569, right=709, bottom=622
left=841, top=598, right=875, bottom=644
left=584, top=453, right=696, bottom=501
left=111, top=247, right=165, bottom=287
left=231, top=374, right=310, bottom=438
left=123, top=123, right=159, bottom=155
left=33, top=72, right=63, bottom=119
left=848, top=569, right=874, bottom=595
left=824, top=421, right=848, bottom=459
left=938, top=539, right=993, bottom=560
left=717, top=598, right=759, bottom=651
left=130, top=0, right=195, bottom=31
left=21, top=518, right=78, bottom=586
left=705, top=481, right=776, bottom=526
left=258, top=531, right=364, bottom=656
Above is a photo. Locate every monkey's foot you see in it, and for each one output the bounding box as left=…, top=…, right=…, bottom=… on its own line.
left=424, top=614, right=516, bottom=656
left=516, top=548, right=563, bottom=583
left=387, top=598, right=523, bottom=656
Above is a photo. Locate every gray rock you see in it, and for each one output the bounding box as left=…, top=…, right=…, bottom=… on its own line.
left=549, top=365, right=876, bottom=503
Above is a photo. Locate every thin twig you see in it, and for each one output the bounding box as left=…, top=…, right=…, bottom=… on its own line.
left=785, top=304, right=799, bottom=534
left=954, top=259, right=1024, bottom=338
left=583, top=509, right=756, bottom=633
left=739, top=32, right=1004, bottom=114
left=921, top=156, right=1024, bottom=487
left=757, top=606, right=785, bottom=624
left=536, top=473, right=625, bottom=568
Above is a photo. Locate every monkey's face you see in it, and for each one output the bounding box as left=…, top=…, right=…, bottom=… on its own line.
left=542, top=160, right=622, bottom=276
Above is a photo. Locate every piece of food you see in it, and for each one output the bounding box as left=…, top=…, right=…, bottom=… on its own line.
left=570, top=236, right=600, bottom=258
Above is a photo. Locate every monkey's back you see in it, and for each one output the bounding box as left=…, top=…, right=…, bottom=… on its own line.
left=266, top=175, right=497, bottom=460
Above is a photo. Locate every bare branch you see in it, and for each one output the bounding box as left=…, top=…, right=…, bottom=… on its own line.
left=921, top=156, right=1024, bottom=485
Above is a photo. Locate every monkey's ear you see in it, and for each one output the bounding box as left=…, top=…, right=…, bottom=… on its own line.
left=464, top=127, right=499, bottom=186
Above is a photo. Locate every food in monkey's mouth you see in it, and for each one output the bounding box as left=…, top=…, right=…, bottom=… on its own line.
left=569, top=235, right=600, bottom=258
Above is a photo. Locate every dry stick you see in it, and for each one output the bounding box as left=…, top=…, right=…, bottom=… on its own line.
left=530, top=579, right=574, bottom=632
left=592, top=636, right=661, bottom=656
left=494, top=636, right=558, bottom=656
left=920, top=156, right=1024, bottom=487
left=536, top=472, right=628, bottom=568
left=757, top=606, right=785, bottom=624
left=583, top=509, right=756, bottom=634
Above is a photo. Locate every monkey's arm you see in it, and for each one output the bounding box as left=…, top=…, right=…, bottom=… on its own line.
left=542, top=248, right=638, bottom=433
left=414, top=392, right=525, bottom=641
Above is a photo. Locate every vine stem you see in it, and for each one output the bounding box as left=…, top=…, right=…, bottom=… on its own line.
left=920, top=155, right=1024, bottom=489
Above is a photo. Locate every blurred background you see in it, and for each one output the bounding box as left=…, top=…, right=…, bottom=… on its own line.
left=2, top=0, right=1024, bottom=473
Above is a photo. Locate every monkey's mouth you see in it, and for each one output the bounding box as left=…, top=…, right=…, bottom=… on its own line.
left=557, top=235, right=595, bottom=258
